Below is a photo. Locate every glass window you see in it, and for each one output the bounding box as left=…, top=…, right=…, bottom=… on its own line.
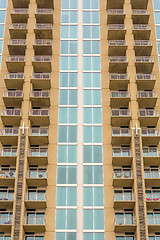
left=56, top=209, right=76, bottom=229
left=57, top=166, right=77, bottom=184
left=0, top=25, right=4, bottom=38
left=83, top=90, right=101, bottom=105
left=83, top=107, right=102, bottom=124
left=61, top=11, right=78, bottom=23
left=55, top=232, right=76, bottom=240
left=61, top=26, right=77, bottom=39
left=83, top=72, right=101, bottom=88
left=154, top=12, right=160, bottom=24
left=59, top=107, right=77, bottom=123
left=56, top=187, right=77, bottom=206
left=83, top=56, right=101, bottom=70
left=59, top=90, right=77, bottom=105
left=83, top=40, right=100, bottom=54
left=153, top=0, right=160, bottom=10
left=83, top=209, right=104, bottom=229
left=83, top=145, right=102, bottom=163
left=156, top=26, right=160, bottom=39
left=83, top=26, right=100, bottom=39
left=58, top=126, right=77, bottom=143
left=83, top=11, right=99, bottom=24
left=0, top=0, right=7, bottom=8
left=83, top=126, right=102, bottom=143
left=157, top=41, right=160, bottom=54
left=60, top=56, right=77, bottom=70
left=0, top=40, right=3, bottom=53
left=61, top=40, right=77, bottom=54
left=83, top=187, right=104, bottom=206
left=0, top=11, right=6, bottom=23
left=83, top=0, right=99, bottom=9
left=83, top=165, right=103, bottom=184
left=58, top=145, right=77, bottom=163
left=60, top=72, right=77, bottom=87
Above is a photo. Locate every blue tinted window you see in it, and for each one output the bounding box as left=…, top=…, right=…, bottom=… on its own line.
left=83, top=0, right=99, bottom=9
left=153, top=0, right=160, bottom=10
left=60, top=56, right=77, bottom=70
left=83, top=11, right=99, bottom=24
left=60, top=72, right=77, bottom=87
left=59, top=107, right=77, bottom=123
left=83, top=72, right=101, bottom=88
left=155, top=12, right=160, bottom=24
left=59, top=90, right=77, bottom=105
left=61, top=40, right=77, bottom=54
left=58, top=145, right=77, bottom=163
left=0, top=25, right=4, bottom=38
left=58, top=126, right=77, bottom=143
left=61, top=11, right=78, bottom=23
left=0, top=0, right=7, bottom=8
left=156, top=26, right=160, bottom=39
left=56, top=209, right=76, bottom=229
left=83, top=145, right=102, bottom=163
left=0, top=11, right=6, bottom=23
left=0, top=40, right=3, bottom=53
left=55, top=232, right=76, bottom=240
left=83, top=26, right=100, bottom=39
left=56, top=187, right=77, bottom=206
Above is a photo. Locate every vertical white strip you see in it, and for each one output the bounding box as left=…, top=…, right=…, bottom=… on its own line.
left=77, top=0, right=83, bottom=239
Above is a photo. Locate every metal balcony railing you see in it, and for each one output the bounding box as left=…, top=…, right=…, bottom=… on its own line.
left=132, top=9, right=149, bottom=15
left=112, top=147, right=132, bottom=157
left=112, top=128, right=131, bottom=136
left=32, top=56, right=51, bottom=62
left=111, top=109, right=131, bottom=117
left=8, top=39, right=26, bottom=45
left=143, top=148, right=160, bottom=157
left=31, top=73, right=51, bottom=79
left=1, top=109, right=21, bottom=116
left=147, top=216, right=160, bottom=225
left=0, top=170, right=16, bottom=178
left=34, top=24, right=52, bottom=29
left=5, top=73, right=24, bottom=79
left=141, top=128, right=160, bottom=136
left=139, top=109, right=158, bottom=117
left=6, top=56, right=25, bottom=62
left=134, top=40, right=152, bottom=46
left=108, top=24, right=126, bottom=30
left=133, top=24, right=151, bottom=30
left=146, top=193, right=160, bottom=201
left=35, top=9, right=53, bottom=14
left=28, top=170, right=47, bottom=178
left=24, top=216, right=45, bottom=225
left=9, top=24, right=27, bottom=29
left=135, top=56, right=153, bottom=62
left=136, top=74, right=155, bottom=80
left=3, top=90, right=23, bottom=98
left=0, top=128, right=19, bottom=136
left=33, top=39, right=52, bottom=45
left=113, top=171, right=133, bottom=179
left=109, top=40, right=127, bottom=46
left=115, top=216, right=136, bottom=225
left=29, top=128, right=48, bottom=136
left=107, top=9, right=125, bottom=15
left=0, top=216, right=12, bottom=225
left=109, top=56, right=128, bottom=62
left=0, top=148, right=17, bottom=157
left=145, top=170, right=160, bottom=178
left=111, top=91, right=130, bottom=98
left=29, top=109, right=49, bottom=116
left=30, top=91, right=50, bottom=98
left=11, top=8, right=29, bottom=14
left=26, top=193, right=46, bottom=201
left=110, top=73, right=129, bottom=80
left=137, top=91, right=157, bottom=98
left=114, top=193, right=134, bottom=201
left=28, top=148, right=48, bottom=157
left=0, top=191, right=14, bottom=201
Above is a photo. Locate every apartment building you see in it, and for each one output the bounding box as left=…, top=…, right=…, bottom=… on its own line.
left=0, top=0, right=160, bottom=239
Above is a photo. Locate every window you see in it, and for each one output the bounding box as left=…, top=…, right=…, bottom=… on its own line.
left=60, top=56, right=77, bottom=70
left=58, top=145, right=77, bottom=163
left=83, top=56, right=101, bottom=70
left=61, top=26, right=77, bottom=39
left=28, top=189, right=46, bottom=201
left=83, top=72, right=101, bottom=88
left=83, top=209, right=104, bottom=229
left=60, top=72, right=77, bottom=88
left=83, top=107, right=102, bottom=124
left=0, top=10, right=6, bottom=23
left=83, top=90, right=101, bottom=105
left=59, top=108, right=77, bottom=124
left=26, top=212, right=45, bottom=224
left=61, top=11, right=78, bottom=23
left=83, top=26, right=100, bottom=39
left=58, top=125, right=77, bottom=143
left=61, top=40, right=77, bottom=54
left=61, top=0, right=77, bottom=9
left=0, top=0, right=7, bottom=8
left=59, top=90, right=77, bottom=105
left=83, top=233, right=104, bottom=240
left=83, top=0, right=99, bottom=9
left=25, top=236, right=44, bottom=240
left=56, top=187, right=77, bottom=206
left=83, top=165, right=103, bottom=184
left=57, top=165, right=77, bottom=184
left=83, top=40, right=100, bottom=54
left=56, top=209, right=76, bottom=229
left=83, top=145, right=102, bottom=163
left=83, top=11, right=99, bottom=24
left=55, top=232, right=76, bottom=240
left=83, top=187, right=104, bottom=206
left=153, top=0, right=160, bottom=10
left=83, top=126, right=102, bottom=143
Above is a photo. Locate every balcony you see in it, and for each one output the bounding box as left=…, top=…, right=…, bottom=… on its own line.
left=112, top=147, right=132, bottom=165
left=3, top=90, right=23, bottom=107
left=32, top=56, right=51, bottom=72
left=0, top=147, right=17, bottom=165
left=12, top=0, right=29, bottom=8
left=8, top=39, right=26, bottom=55
left=0, top=169, right=15, bottom=186
left=1, top=109, right=21, bottom=125
left=143, top=148, right=160, bottom=166
left=107, top=9, right=125, bottom=24
left=106, top=0, right=124, bottom=10
left=139, top=109, right=159, bottom=127
left=0, top=128, right=19, bottom=145
left=6, top=56, right=25, bottom=72
left=33, top=39, right=52, bottom=55
left=25, top=192, right=46, bottom=208
left=0, top=215, right=12, bottom=231
left=31, top=73, right=51, bottom=89
left=108, top=40, right=127, bottom=56
left=135, top=56, right=154, bottom=73
left=9, top=24, right=28, bottom=39
left=26, top=169, right=47, bottom=186
left=30, top=91, right=50, bottom=107
left=35, top=9, right=53, bottom=23
left=34, top=24, right=52, bottom=39
left=113, top=170, right=133, bottom=187
left=4, top=73, right=24, bottom=89
left=108, top=24, right=126, bottom=40
left=142, top=128, right=160, bottom=145
left=29, top=128, right=49, bottom=145
left=114, top=192, right=135, bottom=208
left=146, top=192, right=160, bottom=209
left=110, top=91, right=130, bottom=107
left=148, top=216, right=160, bottom=231
left=112, top=128, right=131, bottom=145
left=11, top=9, right=29, bottom=23
left=137, top=91, right=157, bottom=108
left=133, top=25, right=151, bottom=40
left=29, top=109, right=49, bottom=125
left=0, top=190, right=14, bottom=208
left=24, top=216, right=45, bottom=232
left=111, top=109, right=131, bottom=126
left=36, top=0, right=54, bottom=8
left=134, top=40, right=152, bottom=56
left=115, top=216, right=136, bottom=232
left=109, top=56, right=128, bottom=72
left=131, top=0, right=148, bottom=9
left=132, top=10, right=150, bottom=24
left=136, top=74, right=155, bottom=90
left=109, top=73, right=129, bottom=90
left=27, top=147, right=48, bottom=165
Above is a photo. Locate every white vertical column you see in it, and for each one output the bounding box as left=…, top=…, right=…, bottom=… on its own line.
left=77, top=0, right=83, bottom=239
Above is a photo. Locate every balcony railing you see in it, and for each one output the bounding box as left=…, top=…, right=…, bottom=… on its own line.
left=111, top=91, right=130, bottom=98
left=32, top=56, right=51, bottom=62
left=26, top=193, right=46, bottom=201
left=11, top=8, right=29, bottom=14
left=35, top=9, right=53, bottom=14
left=115, top=216, right=136, bottom=225
left=114, top=193, right=134, bottom=201
left=6, top=56, right=25, bottom=62
left=139, top=109, right=158, bottom=117
left=109, top=40, right=127, bottom=46
left=137, top=91, right=157, bottom=98
left=147, top=216, right=160, bottom=225
left=136, top=74, right=155, bottom=80
left=143, top=148, right=160, bottom=157
left=28, top=170, right=47, bottom=179
left=134, top=40, right=152, bottom=46
left=132, top=9, right=149, bottom=15
left=1, top=109, right=21, bottom=116
left=3, top=91, right=23, bottom=98
left=8, top=39, right=26, bottom=45
left=0, top=192, right=14, bottom=201
left=112, top=128, right=131, bottom=136
left=24, top=216, right=45, bottom=225
left=5, top=73, right=24, bottom=79
left=0, top=148, right=17, bottom=157
left=135, top=56, right=153, bottom=63
left=29, top=128, right=48, bottom=136
left=30, top=91, right=50, bottom=98
left=141, top=128, right=160, bottom=136
left=145, top=170, right=160, bottom=178
left=107, top=9, right=125, bottom=15
left=114, top=171, right=133, bottom=179
left=133, top=24, right=151, bottom=30
left=113, top=147, right=132, bottom=157
left=110, top=73, right=129, bottom=80
left=109, top=56, right=128, bottom=62
left=33, top=39, right=52, bottom=45
left=146, top=193, right=160, bottom=201
left=9, top=24, right=27, bottom=29
left=34, top=24, right=52, bottom=29
left=29, top=109, right=49, bottom=116
left=31, top=73, right=50, bottom=79
left=28, top=148, right=48, bottom=157
left=0, top=216, right=12, bottom=225
left=111, top=109, right=131, bottom=117
left=0, top=128, right=19, bottom=136
left=108, top=24, right=126, bottom=30
left=0, top=170, right=16, bottom=178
